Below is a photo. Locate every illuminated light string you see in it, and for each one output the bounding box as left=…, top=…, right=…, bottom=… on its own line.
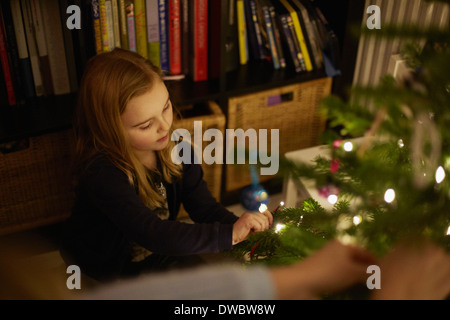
left=353, top=215, right=362, bottom=226
left=275, top=223, right=286, bottom=233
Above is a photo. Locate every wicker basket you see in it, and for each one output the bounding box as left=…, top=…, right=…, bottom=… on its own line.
left=173, top=101, right=225, bottom=218
left=0, top=130, right=76, bottom=235
left=226, top=77, right=332, bottom=191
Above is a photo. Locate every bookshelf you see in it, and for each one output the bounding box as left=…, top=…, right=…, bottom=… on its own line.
left=0, top=0, right=365, bottom=214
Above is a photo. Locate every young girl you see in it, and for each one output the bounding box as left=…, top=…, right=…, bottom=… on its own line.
left=60, top=48, right=273, bottom=282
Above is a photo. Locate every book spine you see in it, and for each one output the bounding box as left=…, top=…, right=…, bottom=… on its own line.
left=287, top=14, right=306, bottom=71
left=146, top=0, right=160, bottom=67
left=20, top=0, right=44, bottom=96
left=192, top=0, right=208, bottom=81
left=261, top=3, right=279, bottom=69
left=118, top=0, right=129, bottom=50
left=243, top=0, right=258, bottom=61
left=269, top=3, right=285, bottom=68
left=125, top=0, right=136, bottom=52
left=91, top=0, right=103, bottom=53
left=236, top=0, right=248, bottom=65
left=292, top=0, right=322, bottom=69
left=158, top=0, right=169, bottom=74
left=99, top=0, right=109, bottom=51
left=30, top=0, right=54, bottom=95
left=280, top=14, right=301, bottom=73
left=72, top=0, right=97, bottom=82
left=40, top=0, right=71, bottom=95
left=134, top=0, right=147, bottom=58
left=111, top=0, right=121, bottom=48
left=249, top=0, right=265, bottom=60
left=106, top=1, right=116, bottom=50
left=208, top=0, right=220, bottom=79
left=59, top=0, right=79, bottom=92
left=1, top=1, right=25, bottom=104
left=0, top=11, right=16, bottom=105
left=10, top=0, right=35, bottom=98
left=168, top=0, right=181, bottom=75
left=180, top=0, right=188, bottom=74
left=224, top=0, right=238, bottom=73
left=280, top=0, right=312, bottom=71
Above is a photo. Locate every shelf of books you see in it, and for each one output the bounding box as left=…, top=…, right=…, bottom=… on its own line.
left=0, top=0, right=341, bottom=143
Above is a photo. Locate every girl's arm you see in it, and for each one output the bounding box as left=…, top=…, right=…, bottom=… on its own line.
left=81, top=157, right=234, bottom=256
left=180, top=162, right=239, bottom=224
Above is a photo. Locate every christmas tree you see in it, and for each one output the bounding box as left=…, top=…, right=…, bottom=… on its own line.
left=231, top=0, right=450, bottom=298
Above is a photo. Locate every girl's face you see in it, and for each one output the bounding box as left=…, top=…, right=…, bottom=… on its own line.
left=121, top=80, right=173, bottom=156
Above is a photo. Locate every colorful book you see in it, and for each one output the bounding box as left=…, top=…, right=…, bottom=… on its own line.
left=118, top=0, right=129, bottom=50
left=287, top=14, right=306, bottom=71
left=71, top=0, right=97, bottom=83
left=279, top=13, right=302, bottom=73
left=40, top=0, right=71, bottom=95
left=268, top=1, right=286, bottom=68
left=11, top=0, right=35, bottom=98
left=20, top=0, right=44, bottom=96
left=243, top=0, right=259, bottom=61
left=59, top=0, right=79, bottom=92
left=98, top=0, right=109, bottom=51
left=91, top=0, right=103, bottom=54
left=134, top=0, right=147, bottom=58
left=1, top=1, right=25, bottom=103
left=125, top=0, right=136, bottom=52
left=260, top=0, right=279, bottom=69
left=254, top=0, right=271, bottom=62
left=111, top=0, right=121, bottom=48
left=146, top=0, right=160, bottom=67
left=236, top=0, right=248, bottom=65
left=280, top=0, right=313, bottom=71
left=168, top=0, right=181, bottom=75
left=247, top=0, right=266, bottom=60
left=106, top=0, right=116, bottom=50
left=30, top=0, right=54, bottom=95
left=189, top=0, right=208, bottom=81
left=223, top=0, right=239, bottom=73
left=208, top=0, right=220, bottom=79
left=291, top=0, right=322, bottom=69
left=180, top=0, right=189, bottom=74
left=0, top=10, right=16, bottom=105
left=158, top=0, right=169, bottom=74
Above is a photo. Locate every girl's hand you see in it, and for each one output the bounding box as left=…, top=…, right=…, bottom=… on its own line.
left=371, top=240, right=450, bottom=300
left=232, top=210, right=273, bottom=245
left=271, top=240, right=377, bottom=300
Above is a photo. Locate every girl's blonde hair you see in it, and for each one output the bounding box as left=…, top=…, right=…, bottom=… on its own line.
left=74, top=48, right=182, bottom=209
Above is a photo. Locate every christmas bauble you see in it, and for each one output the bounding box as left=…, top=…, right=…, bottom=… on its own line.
left=240, top=184, right=269, bottom=212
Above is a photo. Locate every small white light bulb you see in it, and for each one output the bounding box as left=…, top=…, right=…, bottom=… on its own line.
left=353, top=215, right=362, bottom=226
left=275, top=224, right=285, bottom=233
left=436, top=166, right=445, bottom=184
left=328, top=194, right=338, bottom=205
left=259, top=204, right=268, bottom=213
left=384, top=189, right=396, bottom=203
left=343, top=141, right=354, bottom=152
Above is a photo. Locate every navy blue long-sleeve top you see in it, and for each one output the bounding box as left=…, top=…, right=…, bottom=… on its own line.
left=60, top=153, right=238, bottom=281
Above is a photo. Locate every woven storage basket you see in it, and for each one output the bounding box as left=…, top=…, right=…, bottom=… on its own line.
left=173, top=101, right=225, bottom=218
left=226, top=77, right=332, bottom=191
left=0, top=130, right=75, bottom=235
